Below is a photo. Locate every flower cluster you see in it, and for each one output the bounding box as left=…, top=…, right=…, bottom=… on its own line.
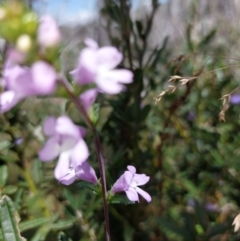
left=0, top=14, right=151, bottom=203
left=0, top=15, right=60, bottom=113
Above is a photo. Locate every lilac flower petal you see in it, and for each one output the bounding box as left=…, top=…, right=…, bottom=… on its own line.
left=96, top=77, right=124, bottom=94
left=39, top=137, right=60, bottom=161
left=84, top=38, right=98, bottom=49
left=31, top=61, right=57, bottom=94
left=78, top=126, right=87, bottom=137
left=15, top=137, right=23, bottom=145
left=135, top=187, right=151, bottom=202
left=124, top=170, right=134, bottom=186
left=55, top=116, right=81, bottom=139
left=76, top=161, right=98, bottom=184
left=54, top=151, right=71, bottom=180
left=127, top=166, right=136, bottom=174
left=230, top=94, right=240, bottom=104
left=58, top=169, right=77, bottom=185
left=125, top=187, right=139, bottom=202
left=4, top=65, right=33, bottom=95
left=38, top=15, right=61, bottom=48
left=71, top=139, right=89, bottom=167
left=0, top=91, right=21, bottom=113
left=105, top=69, right=133, bottom=84
left=43, top=116, right=56, bottom=136
left=132, top=174, right=150, bottom=186
left=73, top=48, right=97, bottom=85
left=79, top=88, right=98, bottom=112
left=96, top=47, right=123, bottom=69
left=5, top=48, right=25, bottom=67
left=111, top=174, right=128, bottom=193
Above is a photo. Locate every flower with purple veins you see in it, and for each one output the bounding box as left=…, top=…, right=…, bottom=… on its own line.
left=0, top=61, right=57, bottom=113
left=39, top=116, right=97, bottom=185
left=111, top=166, right=151, bottom=203
left=70, top=38, right=133, bottom=94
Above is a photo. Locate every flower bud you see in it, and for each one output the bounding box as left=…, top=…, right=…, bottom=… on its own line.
left=37, top=15, right=61, bottom=48
left=16, top=34, right=32, bottom=52
left=0, top=8, right=6, bottom=20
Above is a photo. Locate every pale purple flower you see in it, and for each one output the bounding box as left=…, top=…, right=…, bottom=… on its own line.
left=39, top=116, right=97, bottom=185
left=204, top=203, right=219, bottom=212
left=79, top=88, right=98, bottom=112
left=70, top=38, right=133, bottom=94
left=37, top=15, right=61, bottom=48
left=14, top=137, right=23, bottom=145
left=0, top=61, right=57, bottom=113
left=230, top=94, right=240, bottom=104
left=111, top=166, right=151, bottom=203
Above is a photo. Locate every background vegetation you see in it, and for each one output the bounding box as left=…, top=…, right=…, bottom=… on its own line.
left=1, top=0, right=240, bottom=240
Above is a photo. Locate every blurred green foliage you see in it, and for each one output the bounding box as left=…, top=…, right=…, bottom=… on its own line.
left=1, top=0, right=240, bottom=240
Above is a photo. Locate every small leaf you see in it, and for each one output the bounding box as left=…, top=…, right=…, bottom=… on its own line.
left=0, top=165, right=8, bottom=187
left=58, top=232, right=73, bottom=241
left=109, top=195, right=134, bottom=205
left=77, top=181, right=97, bottom=193
left=0, top=195, right=26, bottom=241
left=89, top=103, right=100, bottom=126
left=0, top=141, right=11, bottom=152
left=206, top=223, right=231, bottom=238
left=158, top=217, right=192, bottom=241
left=19, top=217, right=53, bottom=232
left=30, top=225, right=51, bottom=241
left=50, top=218, right=77, bottom=230
left=3, top=185, right=18, bottom=195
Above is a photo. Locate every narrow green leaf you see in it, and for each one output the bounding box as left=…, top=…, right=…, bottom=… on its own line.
left=19, top=217, right=53, bottom=232
left=206, top=223, right=230, bottom=238
left=30, top=225, right=51, bottom=241
left=3, top=185, right=18, bottom=195
left=0, top=141, right=11, bottom=152
left=109, top=195, right=134, bottom=205
left=0, top=228, right=3, bottom=240
left=158, top=217, right=192, bottom=241
left=0, top=195, right=26, bottom=241
left=50, top=218, right=77, bottom=230
left=194, top=200, right=209, bottom=231
left=0, top=165, right=8, bottom=187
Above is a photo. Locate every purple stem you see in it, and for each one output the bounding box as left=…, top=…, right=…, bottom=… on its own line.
left=59, top=76, right=110, bottom=241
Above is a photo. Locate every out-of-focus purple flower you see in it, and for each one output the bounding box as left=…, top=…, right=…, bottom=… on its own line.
left=205, top=203, right=219, bottom=212
left=14, top=137, right=23, bottom=145
left=187, top=199, right=195, bottom=207
left=6, top=48, right=25, bottom=67
left=39, top=116, right=97, bottom=185
left=70, top=38, right=133, bottom=94
left=79, top=88, right=98, bottom=112
left=187, top=111, right=195, bottom=121
left=37, top=15, right=61, bottom=48
left=111, top=165, right=151, bottom=203
left=0, top=61, right=57, bottom=113
left=230, top=94, right=240, bottom=104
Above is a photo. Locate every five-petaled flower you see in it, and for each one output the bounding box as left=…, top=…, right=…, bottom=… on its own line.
left=39, top=116, right=97, bottom=185
left=70, top=38, right=133, bottom=94
left=111, top=166, right=151, bottom=203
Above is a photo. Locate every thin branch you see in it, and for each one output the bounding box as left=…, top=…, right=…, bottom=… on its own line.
left=59, top=75, right=111, bottom=241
